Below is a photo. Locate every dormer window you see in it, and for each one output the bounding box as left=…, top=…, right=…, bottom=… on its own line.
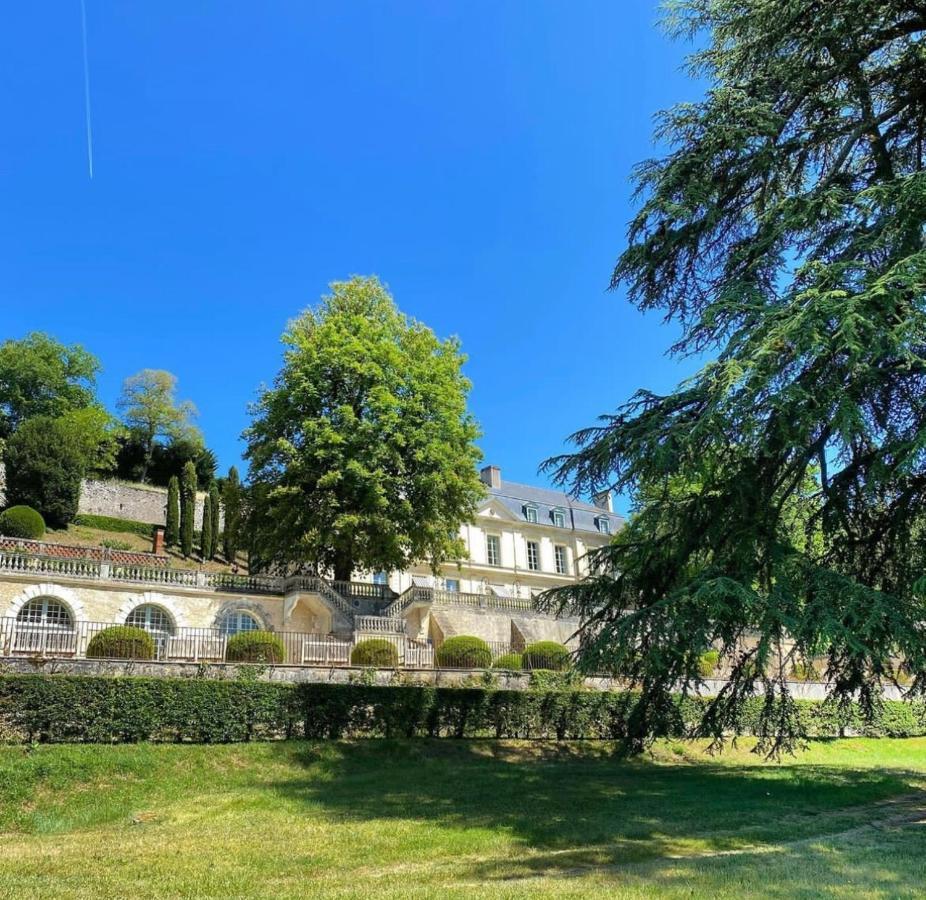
left=552, top=508, right=567, bottom=528
left=523, top=504, right=538, bottom=524
left=596, top=517, right=611, bottom=535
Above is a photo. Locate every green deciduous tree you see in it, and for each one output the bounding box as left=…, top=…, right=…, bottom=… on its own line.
left=180, top=461, right=197, bottom=559
left=4, top=417, right=84, bottom=527
left=244, top=275, right=483, bottom=581
left=542, top=2, right=926, bottom=754
left=166, top=476, right=180, bottom=547
left=116, top=370, right=201, bottom=484
left=222, top=466, right=242, bottom=564
left=0, top=333, right=101, bottom=439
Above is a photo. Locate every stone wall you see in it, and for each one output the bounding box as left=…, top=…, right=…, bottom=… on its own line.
left=0, top=463, right=220, bottom=530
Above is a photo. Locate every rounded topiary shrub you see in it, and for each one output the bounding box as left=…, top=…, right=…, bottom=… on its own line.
left=435, top=635, right=492, bottom=669
left=350, top=638, right=399, bottom=667
left=493, top=651, right=523, bottom=670
left=523, top=641, right=571, bottom=671
left=225, top=630, right=285, bottom=664
left=0, top=505, right=46, bottom=540
left=698, top=649, right=720, bottom=677
left=86, top=625, right=155, bottom=660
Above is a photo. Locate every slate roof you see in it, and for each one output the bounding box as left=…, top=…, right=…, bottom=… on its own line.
left=484, top=479, right=624, bottom=535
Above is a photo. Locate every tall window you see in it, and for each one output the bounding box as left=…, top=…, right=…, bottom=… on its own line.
left=554, top=545, right=569, bottom=575
left=372, top=571, right=388, bottom=585
left=523, top=504, right=538, bottom=524
left=126, top=604, right=175, bottom=635
left=486, top=534, right=501, bottom=566
left=526, top=540, right=540, bottom=571
left=217, top=609, right=261, bottom=636
left=444, top=578, right=460, bottom=592
left=552, top=508, right=567, bottom=528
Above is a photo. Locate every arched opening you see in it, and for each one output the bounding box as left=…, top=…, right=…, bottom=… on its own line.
left=216, top=609, right=262, bottom=636
left=13, top=597, right=77, bottom=654
left=125, top=604, right=176, bottom=637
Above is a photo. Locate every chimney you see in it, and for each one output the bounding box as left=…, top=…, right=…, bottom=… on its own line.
left=480, top=465, right=502, bottom=489
left=152, top=525, right=166, bottom=556
left=592, top=489, right=613, bottom=512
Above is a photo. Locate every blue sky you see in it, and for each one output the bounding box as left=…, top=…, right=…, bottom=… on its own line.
left=1, top=2, right=704, bottom=516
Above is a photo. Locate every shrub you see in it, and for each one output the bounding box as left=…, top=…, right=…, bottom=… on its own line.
left=86, top=626, right=155, bottom=660
left=791, top=660, right=821, bottom=682
left=201, top=494, right=213, bottom=561
left=74, top=514, right=155, bottom=539
left=351, top=638, right=399, bottom=667
left=208, top=484, right=220, bottom=560
left=4, top=417, right=83, bottom=527
left=698, top=650, right=720, bottom=677
left=435, top=636, right=492, bottom=669
left=523, top=641, right=571, bottom=671
left=493, top=652, right=523, bottom=670
left=226, top=631, right=285, bottom=664
left=0, top=505, right=46, bottom=539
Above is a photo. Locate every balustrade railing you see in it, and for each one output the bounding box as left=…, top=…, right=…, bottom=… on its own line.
left=331, top=580, right=395, bottom=604
left=0, top=552, right=102, bottom=580
left=355, top=615, right=405, bottom=634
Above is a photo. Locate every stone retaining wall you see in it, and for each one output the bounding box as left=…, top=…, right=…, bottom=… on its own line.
left=0, top=463, right=220, bottom=530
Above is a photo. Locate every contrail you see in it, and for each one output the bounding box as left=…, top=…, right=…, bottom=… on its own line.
left=80, top=0, right=93, bottom=178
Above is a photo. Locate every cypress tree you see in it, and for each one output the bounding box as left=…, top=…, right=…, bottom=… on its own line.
left=201, top=494, right=213, bottom=563
left=222, top=466, right=242, bottom=565
left=165, top=476, right=180, bottom=546
left=180, top=461, right=197, bottom=559
left=208, top=483, right=220, bottom=560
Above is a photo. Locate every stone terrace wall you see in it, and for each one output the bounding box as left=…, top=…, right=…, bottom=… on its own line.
left=0, top=463, right=220, bottom=530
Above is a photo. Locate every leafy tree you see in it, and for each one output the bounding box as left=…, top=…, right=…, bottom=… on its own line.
left=116, top=370, right=201, bottom=483
left=0, top=333, right=100, bottom=439
left=179, top=461, right=197, bottom=558
left=244, top=276, right=483, bottom=581
left=201, top=493, right=213, bottom=563
left=55, top=406, right=121, bottom=475
left=542, top=2, right=926, bottom=754
left=4, top=417, right=84, bottom=527
left=208, top=483, right=220, bottom=560
left=222, top=466, right=242, bottom=564
left=165, top=476, right=180, bottom=546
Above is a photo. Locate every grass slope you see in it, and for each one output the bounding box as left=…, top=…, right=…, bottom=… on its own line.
left=0, top=739, right=925, bottom=898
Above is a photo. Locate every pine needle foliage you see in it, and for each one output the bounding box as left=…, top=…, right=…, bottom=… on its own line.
left=541, top=0, right=926, bottom=756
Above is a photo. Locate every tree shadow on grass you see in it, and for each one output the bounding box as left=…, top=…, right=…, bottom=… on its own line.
left=266, top=739, right=926, bottom=889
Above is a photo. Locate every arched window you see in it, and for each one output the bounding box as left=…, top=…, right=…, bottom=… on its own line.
left=217, top=609, right=261, bottom=636
left=17, top=597, right=73, bottom=629
left=126, top=604, right=175, bottom=635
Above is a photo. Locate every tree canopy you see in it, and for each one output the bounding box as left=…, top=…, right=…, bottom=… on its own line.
left=0, top=333, right=101, bottom=439
left=245, top=275, right=484, bottom=581
left=542, top=1, right=926, bottom=754
left=116, top=369, right=201, bottom=483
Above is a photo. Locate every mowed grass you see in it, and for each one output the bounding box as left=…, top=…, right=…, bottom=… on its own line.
left=1, top=738, right=925, bottom=898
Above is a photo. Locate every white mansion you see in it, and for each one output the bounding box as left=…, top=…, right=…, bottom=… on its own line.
left=0, top=465, right=621, bottom=666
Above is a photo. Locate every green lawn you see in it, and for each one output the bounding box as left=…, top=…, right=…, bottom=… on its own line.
left=1, top=738, right=925, bottom=898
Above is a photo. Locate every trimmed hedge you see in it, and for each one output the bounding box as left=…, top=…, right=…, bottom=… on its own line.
left=351, top=639, right=399, bottom=667
left=0, top=505, right=46, bottom=539
left=523, top=642, right=571, bottom=672
left=225, top=631, right=285, bottom=664
left=493, top=652, right=523, bottom=670
left=73, top=514, right=155, bottom=540
left=86, top=626, right=156, bottom=660
left=2, top=675, right=925, bottom=744
left=436, top=636, right=492, bottom=669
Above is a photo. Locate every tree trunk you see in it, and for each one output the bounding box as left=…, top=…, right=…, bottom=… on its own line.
left=333, top=555, right=353, bottom=583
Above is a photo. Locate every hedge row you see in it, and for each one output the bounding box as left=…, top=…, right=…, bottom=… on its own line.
left=1, top=675, right=924, bottom=744
left=73, top=514, right=156, bottom=539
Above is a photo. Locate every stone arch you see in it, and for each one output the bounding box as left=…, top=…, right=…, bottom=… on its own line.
left=7, top=583, right=85, bottom=621
left=115, top=592, right=189, bottom=629
left=213, top=599, right=271, bottom=631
